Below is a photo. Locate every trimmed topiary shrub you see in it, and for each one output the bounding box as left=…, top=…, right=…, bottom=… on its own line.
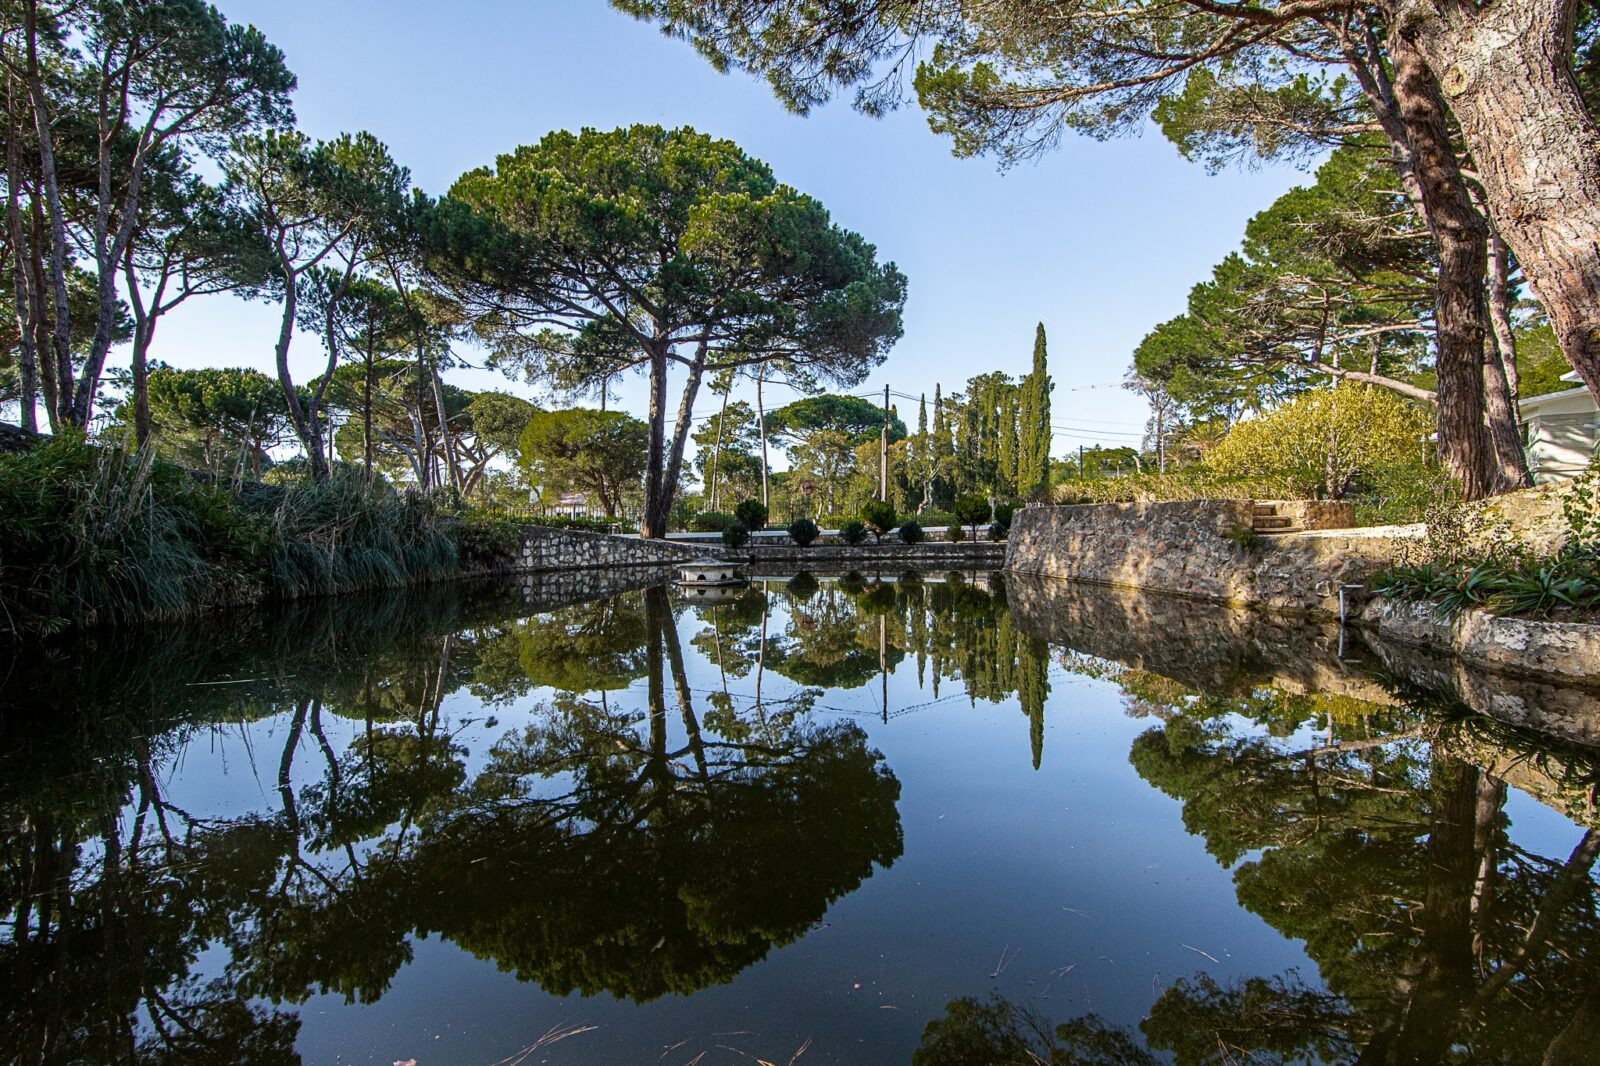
left=787, top=516, right=820, bottom=546
left=993, top=501, right=1017, bottom=532
left=722, top=521, right=750, bottom=548
left=953, top=494, right=991, bottom=534
left=946, top=522, right=966, bottom=543
left=988, top=522, right=1007, bottom=542
left=690, top=511, right=736, bottom=532
left=860, top=499, right=897, bottom=541
left=838, top=519, right=869, bottom=545
left=734, top=498, right=769, bottom=531
left=898, top=519, right=924, bottom=544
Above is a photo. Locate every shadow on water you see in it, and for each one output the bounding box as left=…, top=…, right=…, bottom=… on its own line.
left=2, top=569, right=1599, bottom=1063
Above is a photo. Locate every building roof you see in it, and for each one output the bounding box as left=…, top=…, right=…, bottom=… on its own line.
left=1519, top=385, right=1595, bottom=413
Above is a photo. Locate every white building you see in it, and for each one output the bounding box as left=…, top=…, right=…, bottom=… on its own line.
left=1520, top=371, right=1599, bottom=483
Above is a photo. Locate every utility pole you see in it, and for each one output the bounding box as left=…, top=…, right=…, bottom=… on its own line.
left=881, top=383, right=890, bottom=501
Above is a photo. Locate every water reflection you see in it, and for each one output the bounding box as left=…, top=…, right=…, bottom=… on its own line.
left=0, top=577, right=905, bottom=1062
left=1, top=571, right=1598, bottom=1063
left=910, top=667, right=1600, bottom=1065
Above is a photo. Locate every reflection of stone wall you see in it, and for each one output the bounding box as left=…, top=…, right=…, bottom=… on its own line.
left=513, top=566, right=679, bottom=612
left=515, top=527, right=708, bottom=572
left=1360, top=617, right=1600, bottom=746
left=1006, top=502, right=1419, bottom=617
left=1006, top=573, right=1392, bottom=702
left=1012, top=572, right=1600, bottom=761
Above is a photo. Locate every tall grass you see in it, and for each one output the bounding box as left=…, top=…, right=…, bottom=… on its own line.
left=0, top=436, right=467, bottom=637
left=268, top=466, right=457, bottom=598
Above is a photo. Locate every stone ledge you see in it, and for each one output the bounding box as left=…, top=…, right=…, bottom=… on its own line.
left=1359, top=597, right=1600, bottom=688
left=1005, top=501, right=1419, bottom=617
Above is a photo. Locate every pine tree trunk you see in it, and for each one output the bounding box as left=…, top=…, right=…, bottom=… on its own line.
left=1386, top=31, right=1502, bottom=499
left=23, top=3, right=73, bottom=430
left=5, top=69, right=37, bottom=433
left=650, top=343, right=708, bottom=538
left=1393, top=0, right=1600, bottom=412
left=1483, top=344, right=1532, bottom=489
left=639, top=341, right=671, bottom=538
left=757, top=366, right=770, bottom=508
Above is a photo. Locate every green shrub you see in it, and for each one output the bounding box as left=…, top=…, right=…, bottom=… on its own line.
left=860, top=499, right=897, bottom=540
left=787, top=517, right=820, bottom=546
left=838, top=519, right=869, bottom=545
left=988, top=522, right=1007, bottom=542
left=689, top=511, right=737, bottom=532
left=898, top=520, right=925, bottom=544
left=528, top=514, right=617, bottom=534
left=946, top=522, right=966, bottom=543
left=992, top=501, right=1017, bottom=531
left=722, top=522, right=751, bottom=548
left=953, top=494, right=991, bottom=531
left=734, top=499, right=769, bottom=531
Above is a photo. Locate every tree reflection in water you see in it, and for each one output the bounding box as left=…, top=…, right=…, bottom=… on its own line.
left=0, top=581, right=904, bottom=1063
left=907, top=672, right=1600, bottom=1065
left=5, top=574, right=1600, bottom=1064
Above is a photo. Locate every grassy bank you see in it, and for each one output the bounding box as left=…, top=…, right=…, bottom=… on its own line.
left=0, top=435, right=523, bottom=638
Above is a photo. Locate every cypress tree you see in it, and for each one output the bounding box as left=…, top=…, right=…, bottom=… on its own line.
left=1017, top=323, right=1054, bottom=498
left=916, top=393, right=931, bottom=510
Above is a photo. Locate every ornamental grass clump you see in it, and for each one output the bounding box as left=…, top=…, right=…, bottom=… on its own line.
left=1373, top=465, right=1600, bottom=619
left=267, top=468, right=457, bottom=598
left=0, top=435, right=268, bottom=635
left=0, top=436, right=464, bottom=637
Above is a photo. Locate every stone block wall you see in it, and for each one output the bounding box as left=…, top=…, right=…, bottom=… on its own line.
left=734, top=541, right=1005, bottom=566
left=515, top=526, right=710, bottom=572
left=1005, top=500, right=1420, bottom=617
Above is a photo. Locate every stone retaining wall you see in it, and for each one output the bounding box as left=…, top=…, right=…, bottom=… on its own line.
left=732, top=541, right=1005, bottom=566
left=1360, top=598, right=1600, bottom=690
left=515, top=526, right=709, bottom=572
left=1005, top=501, right=1420, bottom=617
left=511, top=528, right=1006, bottom=572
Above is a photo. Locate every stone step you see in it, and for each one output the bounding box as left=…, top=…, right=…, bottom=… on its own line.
left=1253, top=503, right=1279, bottom=517
left=1252, top=516, right=1298, bottom=531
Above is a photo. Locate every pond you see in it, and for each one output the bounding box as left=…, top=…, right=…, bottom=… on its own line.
left=3, top=568, right=1599, bottom=1064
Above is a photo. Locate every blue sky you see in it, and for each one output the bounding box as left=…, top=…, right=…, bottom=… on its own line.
left=156, top=0, right=1317, bottom=456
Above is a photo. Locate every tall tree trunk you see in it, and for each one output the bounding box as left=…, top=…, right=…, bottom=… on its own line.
left=27, top=194, right=57, bottom=430
left=1391, top=0, right=1600, bottom=413
left=1487, top=229, right=1521, bottom=399
left=23, top=2, right=72, bottom=430
left=362, top=354, right=374, bottom=479
left=709, top=383, right=729, bottom=512
left=757, top=365, right=770, bottom=508
left=429, top=361, right=461, bottom=492
left=639, top=340, right=671, bottom=538
left=1386, top=31, right=1503, bottom=499
left=120, top=251, right=165, bottom=448
left=5, top=67, right=37, bottom=433
left=1483, top=339, right=1533, bottom=488
left=273, top=268, right=329, bottom=481
left=647, top=340, right=708, bottom=538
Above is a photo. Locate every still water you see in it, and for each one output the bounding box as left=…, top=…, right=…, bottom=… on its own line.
left=3, top=569, right=1599, bottom=1064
